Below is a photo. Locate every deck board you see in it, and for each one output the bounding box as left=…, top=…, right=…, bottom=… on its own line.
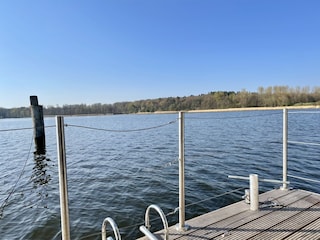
left=286, top=217, right=320, bottom=239
left=137, top=189, right=320, bottom=240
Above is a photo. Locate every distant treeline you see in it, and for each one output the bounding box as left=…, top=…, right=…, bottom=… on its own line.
left=1, top=86, right=320, bottom=118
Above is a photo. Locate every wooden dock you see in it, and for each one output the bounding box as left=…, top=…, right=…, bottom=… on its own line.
left=138, top=189, right=320, bottom=239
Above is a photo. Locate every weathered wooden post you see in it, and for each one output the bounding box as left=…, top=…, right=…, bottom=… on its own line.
left=30, top=96, right=46, bottom=154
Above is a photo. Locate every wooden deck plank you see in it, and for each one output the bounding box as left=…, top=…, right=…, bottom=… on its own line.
left=215, top=194, right=317, bottom=239
left=285, top=217, right=320, bottom=239
left=136, top=189, right=320, bottom=240
left=249, top=202, right=320, bottom=239
left=150, top=189, right=294, bottom=240
left=174, top=190, right=309, bottom=240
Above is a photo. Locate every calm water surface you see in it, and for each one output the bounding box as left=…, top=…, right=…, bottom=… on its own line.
left=0, top=110, right=319, bottom=239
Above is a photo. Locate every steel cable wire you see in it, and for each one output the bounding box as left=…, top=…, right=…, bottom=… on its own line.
left=79, top=186, right=245, bottom=240
left=0, top=125, right=55, bottom=132
left=186, top=111, right=282, bottom=120
left=65, top=119, right=178, bottom=133
left=0, top=134, right=33, bottom=218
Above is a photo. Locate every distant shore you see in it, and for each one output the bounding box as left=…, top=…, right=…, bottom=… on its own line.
left=152, top=104, right=320, bottom=114
left=37, top=104, right=320, bottom=118
left=188, top=105, right=319, bottom=113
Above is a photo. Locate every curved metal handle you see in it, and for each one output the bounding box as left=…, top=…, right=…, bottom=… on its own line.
left=101, top=217, right=121, bottom=240
left=139, top=225, right=158, bottom=240
left=144, top=204, right=169, bottom=240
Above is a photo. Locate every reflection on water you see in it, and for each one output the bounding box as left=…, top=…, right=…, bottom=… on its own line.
left=33, top=153, right=51, bottom=186
left=30, top=152, right=52, bottom=209
left=0, top=146, right=52, bottom=219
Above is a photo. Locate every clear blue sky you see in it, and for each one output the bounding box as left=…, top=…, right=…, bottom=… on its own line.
left=1, top=0, right=319, bottom=108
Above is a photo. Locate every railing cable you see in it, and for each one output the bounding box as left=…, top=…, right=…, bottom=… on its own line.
left=186, top=112, right=282, bottom=120
left=0, top=125, right=55, bottom=132
left=0, top=134, right=33, bottom=218
left=289, top=111, right=320, bottom=114
left=165, top=187, right=245, bottom=217
left=0, top=127, right=33, bottom=132
left=78, top=186, right=244, bottom=240
left=67, top=157, right=179, bottom=184
left=65, top=119, right=178, bottom=133
left=184, top=187, right=245, bottom=209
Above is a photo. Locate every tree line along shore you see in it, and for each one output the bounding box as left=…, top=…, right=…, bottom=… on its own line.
left=1, top=86, right=320, bottom=118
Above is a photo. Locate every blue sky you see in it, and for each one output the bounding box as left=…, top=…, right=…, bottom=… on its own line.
left=0, top=0, right=319, bottom=108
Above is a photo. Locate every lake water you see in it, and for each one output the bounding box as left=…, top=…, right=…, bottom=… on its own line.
left=0, top=109, right=319, bottom=239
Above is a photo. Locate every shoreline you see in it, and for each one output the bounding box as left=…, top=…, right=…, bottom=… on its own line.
left=1, top=105, right=319, bottom=119
left=152, top=104, right=320, bottom=114
left=49, top=105, right=320, bottom=117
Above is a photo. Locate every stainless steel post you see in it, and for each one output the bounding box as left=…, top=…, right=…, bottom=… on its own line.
left=177, top=112, right=189, bottom=231
left=249, top=174, right=259, bottom=211
left=56, top=116, right=70, bottom=240
left=282, top=108, right=288, bottom=190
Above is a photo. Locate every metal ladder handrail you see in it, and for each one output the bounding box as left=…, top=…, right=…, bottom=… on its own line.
left=101, top=217, right=121, bottom=240
left=139, top=204, right=169, bottom=240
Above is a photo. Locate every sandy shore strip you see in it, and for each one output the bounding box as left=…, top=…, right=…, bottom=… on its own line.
left=153, top=105, right=320, bottom=114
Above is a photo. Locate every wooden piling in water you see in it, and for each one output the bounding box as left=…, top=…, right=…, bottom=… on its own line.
left=30, top=96, right=46, bottom=154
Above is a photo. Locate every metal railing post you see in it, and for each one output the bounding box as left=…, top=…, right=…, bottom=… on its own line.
left=177, top=112, right=189, bottom=231
left=249, top=174, right=259, bottom=211
left=56, top=116, right=71, bottom=240
left=282, top=108, right=288, bottom=190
